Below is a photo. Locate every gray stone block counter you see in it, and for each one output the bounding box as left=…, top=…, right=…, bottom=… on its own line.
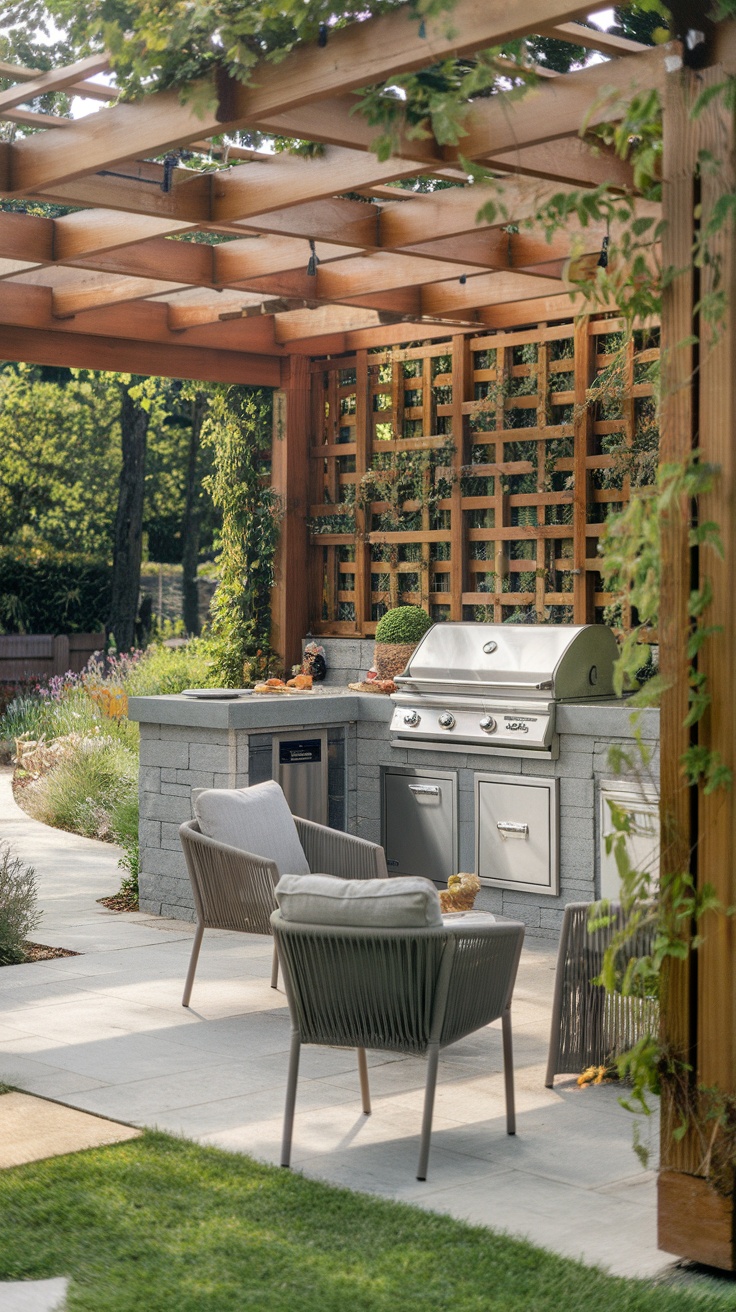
left=129, top=687, right=659, bottom=940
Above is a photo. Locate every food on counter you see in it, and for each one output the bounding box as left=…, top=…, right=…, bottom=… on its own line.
left=286, top=673, right=313, bottom=689
left=254, top=682, right=289, bottom=694
left=266, top=677, right=286, bottom=687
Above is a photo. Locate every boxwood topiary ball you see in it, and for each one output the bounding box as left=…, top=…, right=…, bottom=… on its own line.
left=374, top=605, right=432, bottom=646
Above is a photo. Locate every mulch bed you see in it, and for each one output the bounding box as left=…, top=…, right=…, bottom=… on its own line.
left=97, top=893, right=139, bottom=913
left=21, top=942, right=80, bottom=962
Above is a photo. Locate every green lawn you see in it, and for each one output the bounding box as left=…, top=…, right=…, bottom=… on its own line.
left=0, top=1131, right=733, bottom=1311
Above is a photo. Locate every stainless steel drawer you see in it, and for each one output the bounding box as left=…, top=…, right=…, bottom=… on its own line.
left=382, top=767, right=458, bottom=882
left=476, top=773, right=559, bottom=896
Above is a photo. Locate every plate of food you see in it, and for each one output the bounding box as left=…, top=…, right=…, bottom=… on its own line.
left=181, top=688, right=253, bottom=699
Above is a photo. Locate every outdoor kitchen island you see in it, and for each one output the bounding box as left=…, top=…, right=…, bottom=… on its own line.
left=130, top=652, right=660, bottom=942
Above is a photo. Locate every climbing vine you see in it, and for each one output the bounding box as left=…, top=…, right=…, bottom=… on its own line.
left=201, top=387, right=281, bottom=686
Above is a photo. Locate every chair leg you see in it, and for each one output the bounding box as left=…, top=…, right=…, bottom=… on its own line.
left=357, top=1048, right=371, bottom=1115
left=417, top=1043, right=439, bottom=1181
left=271, top=942, right=279, bottom=990
left=281, top=1032, right=301, bottom=1168
left=502, top=1007, right=516, bottom=1135
left=182, top=921, right=204, bottom=1008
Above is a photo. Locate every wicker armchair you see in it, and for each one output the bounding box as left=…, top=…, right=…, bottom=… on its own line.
left=179, top=806, right=388, bottom=1008
left=272, top=911, right=525, bottom=1180
left=545, top=901, right=658, bottom=1088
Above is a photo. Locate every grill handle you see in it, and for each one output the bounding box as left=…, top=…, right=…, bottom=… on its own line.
left=395, top=676, right=553, bottom=692
left=497, top=821, right=529, bottom=839
left=408, top=784, right=440, bottom=797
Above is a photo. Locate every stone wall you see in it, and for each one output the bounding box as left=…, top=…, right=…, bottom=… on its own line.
left=138, top=721, right=249, bottom=919
left=304, top=637, right=376, bottom=685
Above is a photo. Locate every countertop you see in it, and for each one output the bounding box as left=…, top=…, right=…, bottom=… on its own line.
left=128, top=688, right=659, bottom=740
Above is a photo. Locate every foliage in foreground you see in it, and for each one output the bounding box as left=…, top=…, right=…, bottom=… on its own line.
left=0, top=841, right=40, bottom=965
left=0, top=1130, right=731, bottom=1312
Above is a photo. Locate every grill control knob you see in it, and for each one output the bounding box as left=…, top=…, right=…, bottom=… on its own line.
left=403, top=710, right=420, bottom=726
left=479, top=715, right=497, bottom=734
left=438, top=711, right=455, bottom=730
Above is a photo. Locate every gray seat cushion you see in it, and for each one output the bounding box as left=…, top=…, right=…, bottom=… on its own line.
left=194, top=780, right=310, bottom=876
left=275, top=873, right=443, bottom=928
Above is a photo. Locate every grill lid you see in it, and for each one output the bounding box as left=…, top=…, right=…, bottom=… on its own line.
left=394, top=623, right=619, bottom=701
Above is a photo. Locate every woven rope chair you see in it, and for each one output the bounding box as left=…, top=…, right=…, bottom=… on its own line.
left=179, top=815, right=388, bottom=1007
left=272, top=912, right=525, bottom=1180
left=545, top=901, right=658, bottom=1088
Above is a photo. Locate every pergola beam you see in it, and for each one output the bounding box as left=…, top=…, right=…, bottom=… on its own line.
left=0, top=55, right=110, bottom=113
left=0, top=58, right=115, bottom=102
left=6, top=0, right=593, bottom=195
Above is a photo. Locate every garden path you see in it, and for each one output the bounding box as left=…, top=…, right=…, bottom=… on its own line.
left=0, top=768, right=671, bottom=1281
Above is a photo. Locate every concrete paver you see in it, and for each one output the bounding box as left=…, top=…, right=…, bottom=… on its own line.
left=0, top=1279, right=68, bottom=1312
left=0, top=1091, right=140, bottom=1168
left=0, top=767, right=672, bottom=1280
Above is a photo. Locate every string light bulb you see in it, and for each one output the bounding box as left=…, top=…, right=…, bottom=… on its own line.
left=307, top=239, right=320, bottom=277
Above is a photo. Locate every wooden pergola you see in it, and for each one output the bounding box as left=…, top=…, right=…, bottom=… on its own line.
left=1, top=1, right=735, bottom=1269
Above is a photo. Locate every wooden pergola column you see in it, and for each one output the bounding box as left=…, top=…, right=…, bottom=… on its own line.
left=658, top=28, right=736, bottom=1269
left=270, top=355, right=311, bottom=671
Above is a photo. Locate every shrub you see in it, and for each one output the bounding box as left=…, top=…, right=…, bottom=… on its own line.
left=24, top=737, right=137, bottom=841
left=0, top=550, right=110, bottom=634
left=1, top=686, right=102, bottom=746
left=374, top=605, right=433, bottom=645
left=110, top=791, right=140, bottom=903
left=120, top=639, right=219, bottom=696
left=0, top=842, right=41, bottom=965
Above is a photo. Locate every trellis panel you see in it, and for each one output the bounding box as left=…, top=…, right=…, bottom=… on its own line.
left=306, top=316, right=659, bottom=636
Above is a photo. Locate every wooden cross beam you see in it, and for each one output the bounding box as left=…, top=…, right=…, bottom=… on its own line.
left=4, top=0, right=595, bottom=193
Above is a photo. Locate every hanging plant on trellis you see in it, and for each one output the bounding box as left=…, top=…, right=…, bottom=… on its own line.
left=359, top=441, right=456, bottom=533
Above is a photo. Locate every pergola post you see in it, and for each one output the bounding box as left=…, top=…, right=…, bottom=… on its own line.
left=270, top=355, right=311, bottom=671
left=658, top=33, right=736, bottom=1269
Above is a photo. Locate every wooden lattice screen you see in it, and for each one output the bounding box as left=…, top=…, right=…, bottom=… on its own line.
left=306, top=315, right=659, bottom=636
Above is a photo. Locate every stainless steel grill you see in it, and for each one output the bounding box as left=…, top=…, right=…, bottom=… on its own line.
left=389, top=623, right=619, bottom=758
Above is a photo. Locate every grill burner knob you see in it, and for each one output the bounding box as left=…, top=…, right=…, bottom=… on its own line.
left=403, top=710, right=420, bottom=726
left=438, top=711, right=455, bottom=730
left=479, top=715, right=497, bottom=734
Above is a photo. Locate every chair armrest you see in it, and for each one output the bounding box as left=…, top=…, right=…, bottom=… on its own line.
left=437, top=921, right=525, bottom=1048
left=294, top=818, right=388, bottom=881
left=179, top=820, right=279, bottom=933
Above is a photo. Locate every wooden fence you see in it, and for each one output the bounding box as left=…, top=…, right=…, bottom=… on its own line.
left=306, top=315, right=659, bottom=636
left=0, top=632, right=104, bottom=683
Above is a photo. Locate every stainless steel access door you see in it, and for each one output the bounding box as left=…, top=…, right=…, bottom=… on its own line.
left=476, top=773, right=559, bottom=896
left=382, top=767, right=458, bottom=882
left=273, top=730, right=328, bottom=825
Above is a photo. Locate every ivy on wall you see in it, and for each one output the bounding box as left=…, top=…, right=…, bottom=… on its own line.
left=201, top=387, right=281, bottom=686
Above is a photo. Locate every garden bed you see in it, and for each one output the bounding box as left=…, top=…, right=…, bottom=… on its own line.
left=0, top=639, right=224, bottom=911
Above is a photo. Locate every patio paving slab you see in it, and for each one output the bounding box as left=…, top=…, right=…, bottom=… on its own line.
left=0, top=1091, right=140, bottom=1169
left=0, top=767, right=673, bottom=1281
left=0, top=1279, right=68, bottom=1312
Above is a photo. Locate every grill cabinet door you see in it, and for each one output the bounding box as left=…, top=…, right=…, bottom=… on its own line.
left=382, top=768, right=457, bottom=882
left=476, top=773, right=559, bottom=895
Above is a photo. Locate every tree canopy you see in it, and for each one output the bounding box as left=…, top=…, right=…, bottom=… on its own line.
left=0, top=365, right=218, bottom=565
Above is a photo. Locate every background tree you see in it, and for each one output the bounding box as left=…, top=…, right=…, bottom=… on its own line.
left=0, top=364, right=120, bottom=554
left=108, top=379, right=150, bottom=652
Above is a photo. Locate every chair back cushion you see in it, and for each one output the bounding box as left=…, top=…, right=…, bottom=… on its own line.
left=275, top=872, right=443, bottom=928
left=194, top=780, right=310, bottom=876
